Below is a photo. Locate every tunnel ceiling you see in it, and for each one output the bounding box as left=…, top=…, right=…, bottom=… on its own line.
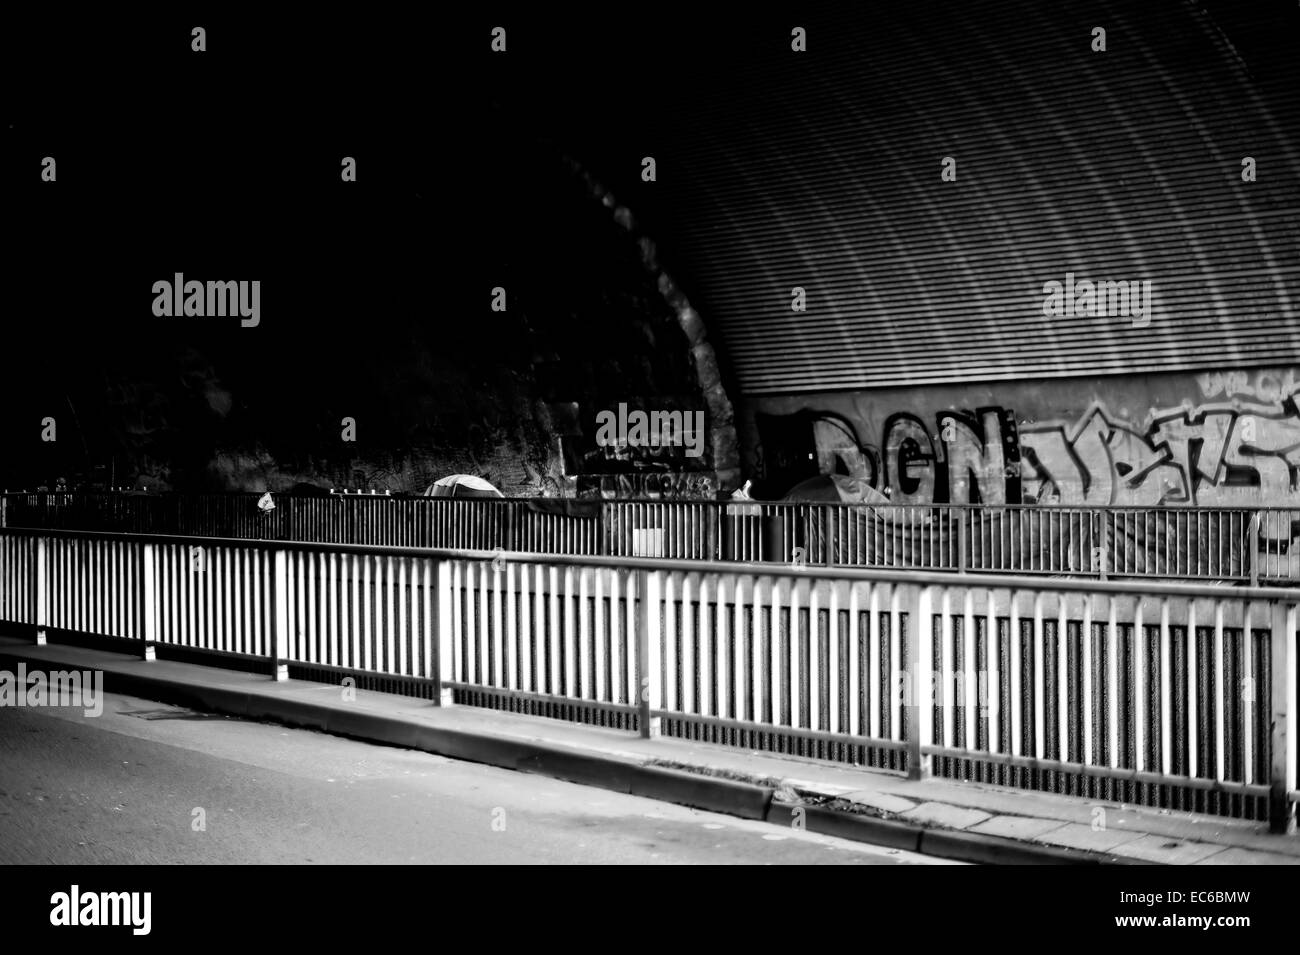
left=485, top=0, right=1300, bottom=395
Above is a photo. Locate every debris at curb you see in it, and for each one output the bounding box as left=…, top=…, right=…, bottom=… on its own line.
left=793, top=791, right=894, bottom=820
left=644, top=758, right=785, bottom=790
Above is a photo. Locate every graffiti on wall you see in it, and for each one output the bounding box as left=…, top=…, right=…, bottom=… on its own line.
left=1017, top=401, right=1300, bottom=507
left=780, top=380, right=1300, bottom=510
left=556, top=408, right=716, bottom=500
left=574, top=471, right=716, bottom=499
left=881, top=407, right=1021, bottom=505
left=761, top=382, right=1300, bottom=572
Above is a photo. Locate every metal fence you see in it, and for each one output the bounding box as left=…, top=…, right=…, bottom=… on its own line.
left=0, top=526, right=1295, bottom=830
left=1, top=492, right=1296, bottom=582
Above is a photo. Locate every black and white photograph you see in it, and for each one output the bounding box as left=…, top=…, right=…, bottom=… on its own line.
left=1, top=0, right=1297, bottom=934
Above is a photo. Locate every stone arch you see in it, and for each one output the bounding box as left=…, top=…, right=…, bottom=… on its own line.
left=562, top=157, right=741, bottom=491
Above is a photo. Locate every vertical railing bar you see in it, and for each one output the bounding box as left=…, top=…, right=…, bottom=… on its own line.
left=1032, top=591, right=1045, bottom=760
left=940, top=589, right=953, bottom=748
left=1160, top=598, right=1172, bottom=777
left=963, top=588, right=976, bottom=751
left=1056, top=593, right=1068, bottom=762
left=1010, top=589, right=1022, bottom=757
left=1134, top=597, right=1146, bottom=773
left=1243, top=599, right=1254, bottom=785
left=1081, top=592, right=1092, bottom=766
left=1187, top=598, right=1198, bottom=779
left=1214, top=600, right=1225, bottom=782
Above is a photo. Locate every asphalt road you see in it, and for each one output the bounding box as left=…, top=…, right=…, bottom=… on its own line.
left=0, top=692, right=955, bottom=865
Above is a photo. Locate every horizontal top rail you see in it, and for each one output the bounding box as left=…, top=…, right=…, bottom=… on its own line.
left=4, top=490, right=1294, bottom=584
left=4, top=490, right=1299, bottom=511
left=4, top=525, right=1298, bottom=602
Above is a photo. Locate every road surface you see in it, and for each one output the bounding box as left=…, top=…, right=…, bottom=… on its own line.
left=0, top=691, right=956, bottom=865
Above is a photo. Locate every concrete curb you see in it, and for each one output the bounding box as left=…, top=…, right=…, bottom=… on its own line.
left=917, top=827, right=1133, bottom=866
left=631, top=766, right=774, bottom=820
left=0, top=646, right=1138, bottom=865
left=796, top=804, right=925, bottom=852
left=517, top=747, right=636, bottom=794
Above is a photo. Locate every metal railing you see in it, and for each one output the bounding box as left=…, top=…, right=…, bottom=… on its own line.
left=1, top=526, right=1295, bottom=831
left=1, top=492, right=1296, bottom=583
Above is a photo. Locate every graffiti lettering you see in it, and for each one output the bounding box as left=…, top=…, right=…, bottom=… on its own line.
left=882, top=414, right=935, bottom=504
left=577, top=471, right=716, bottom=500
left=800, top=399, right=1300, bottom=509
left=936, top=407, right=1019, bottom=504
left=812, top=414, right=878, bottom=485
left=1196, top=369, right=1298, bottom=404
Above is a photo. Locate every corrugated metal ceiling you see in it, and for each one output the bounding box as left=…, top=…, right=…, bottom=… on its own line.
left=636, top=1, right=1300, bottom=393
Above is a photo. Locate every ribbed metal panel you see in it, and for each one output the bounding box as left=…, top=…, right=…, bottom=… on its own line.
left=651, top=0, right=1300, bottom=394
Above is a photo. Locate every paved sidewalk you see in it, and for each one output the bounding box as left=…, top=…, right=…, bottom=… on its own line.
left=2, top=635, right=1297, bottom=865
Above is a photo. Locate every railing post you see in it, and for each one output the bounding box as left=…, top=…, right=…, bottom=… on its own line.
left=903, top=584, right=933, bottom=780
left=503, top=503, right=515, bottom=554
left=823, top=505, right=835, bottom=567
left=636, top=567, right=661, bottom=738
left=1249, top=511, right=1262, bottom=587
left=271, top=549, right=290, bottom=681
left=1097, top=510, right=1109, bottom=582
left=140, top=542, right=157, bottom=661
left=434, top=558, right=454, bottom=706
left=1269, top=599, right=1297, bottom=834
left=957, top=506, right=968, bottom=573
left=34, top=535, right=48, bottom=645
